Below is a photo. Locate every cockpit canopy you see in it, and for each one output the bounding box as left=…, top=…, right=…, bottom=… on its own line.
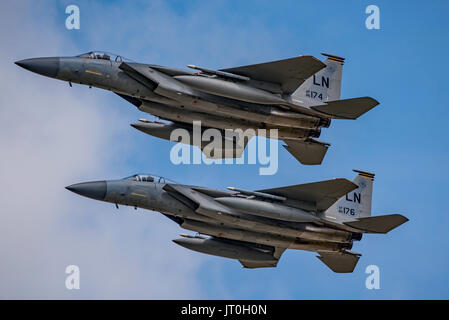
left=76, top=51, right=130, bottom=62
left=124, top=174, right=174, bottom=184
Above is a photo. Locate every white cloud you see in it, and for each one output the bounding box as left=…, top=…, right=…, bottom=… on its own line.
left=0, top=1, right=203, bottom=299
left=0, top=0, right=301, bottom=299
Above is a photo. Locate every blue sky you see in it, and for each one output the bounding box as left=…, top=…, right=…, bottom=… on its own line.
left=1, top=0, right=449, bottom=299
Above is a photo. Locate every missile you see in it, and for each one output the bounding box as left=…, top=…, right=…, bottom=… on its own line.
left=215, top=196, right=319, bottom=223
left=173, top=75, right=287, bottom=105
left=172, top=236, right=277, bottom=262
left=227, top=187, right=286, bottom=202
left=187, top=65, right=250, bottom=81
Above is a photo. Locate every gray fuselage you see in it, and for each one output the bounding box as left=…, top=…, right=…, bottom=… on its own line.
left=16, top=55, right=327, bottom=141
left=69, top=177, right=358, bottom=253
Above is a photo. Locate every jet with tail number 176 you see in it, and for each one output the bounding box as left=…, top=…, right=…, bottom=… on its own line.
left=66, top=170, right=407, bottom=272
left=16, top=52, right=379, bottom=164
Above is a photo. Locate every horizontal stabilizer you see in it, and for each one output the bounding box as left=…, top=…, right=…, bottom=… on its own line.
left=258, top=178, right=358, bottom=212
left=317, top=251, right=360, bottom=273
left=311, top=97, right=379, bottom=119
left=282, top=139, right=329, bottom=165
left=344, top=214, right=409, bottom=234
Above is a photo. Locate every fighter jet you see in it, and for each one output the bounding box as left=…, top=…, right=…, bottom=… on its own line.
left=66, top=170, right=407, bottom=272
left=16, top=51, right=379, bottom=164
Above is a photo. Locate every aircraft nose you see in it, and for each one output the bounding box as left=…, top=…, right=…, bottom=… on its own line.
left=15, top=57, right=60, bottom=78
left=66, top=181, right=107, bottom=201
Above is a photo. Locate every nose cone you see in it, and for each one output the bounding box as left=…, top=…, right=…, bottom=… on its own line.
left=66, top=181, right=107, bottom=201
left=15, top=57, right=60, bottom=78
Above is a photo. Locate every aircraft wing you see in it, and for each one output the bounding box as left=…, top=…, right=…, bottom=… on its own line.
left=258, top=178, right=358, bottom=212
left=282, top=139, right=329, bottom=165
left=164, top=184, right=287, bottom=268
left=221, top=56, right=326, bottom=94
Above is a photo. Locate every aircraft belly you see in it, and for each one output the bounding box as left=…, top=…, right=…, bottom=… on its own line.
left=181, top=219, right=295, bottom=249
left=180, top=219, right=352, bottom=252
left=141, top=82, right=322, bottom=130
left=187, top=206, right=351, bottom=244
left=139, top=102, right=255, bottom=130
left=138, top=103, right=314, bottom=140
left=289, top=239, right=347, bottom=252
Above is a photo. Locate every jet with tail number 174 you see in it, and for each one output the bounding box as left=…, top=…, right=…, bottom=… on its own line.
left=66, top=170, right=407, bottom=272
left=16, top=52, right=379, bottom=164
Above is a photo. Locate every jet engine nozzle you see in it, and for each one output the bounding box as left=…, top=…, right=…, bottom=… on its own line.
left=351, top=233, right=363, bottom=241
left=309, top=128, right=321, bottom=138
left=318, top=117, right=331, bottom=128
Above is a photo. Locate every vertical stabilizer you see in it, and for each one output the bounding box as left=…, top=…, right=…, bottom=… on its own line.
left=292, top=53, right=344, bottom=103
left=324, top=170, right=374, bottom=223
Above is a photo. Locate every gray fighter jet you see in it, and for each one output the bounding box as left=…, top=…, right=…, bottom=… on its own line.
left=16, top=52, right=379, bottom=164
left=66, top=170, right=407, bottom=272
